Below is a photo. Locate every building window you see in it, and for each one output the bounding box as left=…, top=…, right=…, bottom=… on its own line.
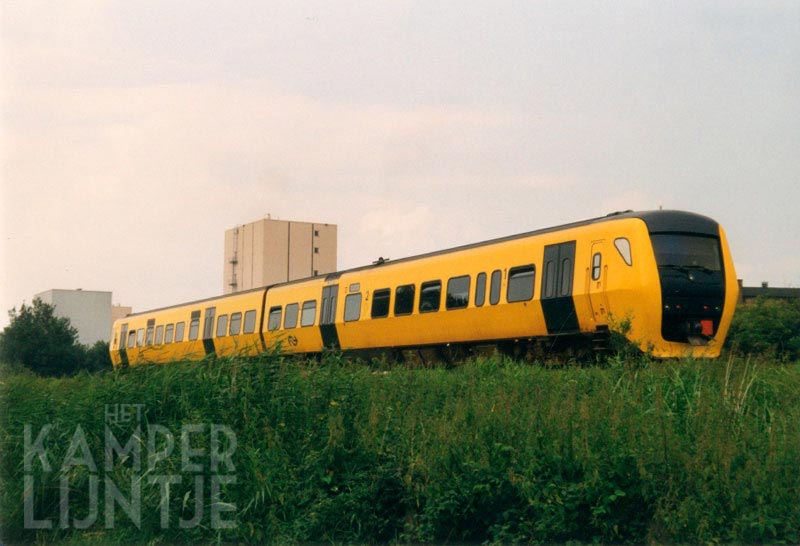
left=344, top=293, right=362, bottom=322
left=301, top=301, right=317, bottom=327
left=446, top=275, right=470, bottom=309
left=394, top=284, right=415, bottom=316
left=508, top=265, right=535, bottom=302
left=314, top=247, right=319, bottom=254
left=371, top=289, right=391, bottom=318
left=419, top=281, right=441, bottom=313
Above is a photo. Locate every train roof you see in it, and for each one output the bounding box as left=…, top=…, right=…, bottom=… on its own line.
left=323, top=209, right=719, bottom=279
left=119, top=209, right=719, bottom=320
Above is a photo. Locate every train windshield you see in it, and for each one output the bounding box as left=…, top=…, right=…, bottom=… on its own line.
left=651, top=234, right=722, bottom=272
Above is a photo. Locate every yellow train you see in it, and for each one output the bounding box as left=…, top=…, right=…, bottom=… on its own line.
left=110, top=210, right=738, bottom=366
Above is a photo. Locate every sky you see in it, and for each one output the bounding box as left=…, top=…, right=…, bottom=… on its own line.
left=1, top=1, right=799, bottom=329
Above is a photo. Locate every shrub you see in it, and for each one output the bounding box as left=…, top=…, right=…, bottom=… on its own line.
left=726, top=298, right=800, bottom=360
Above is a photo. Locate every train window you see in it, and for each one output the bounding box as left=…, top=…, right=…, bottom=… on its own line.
left=560, top=259, right=572, bottom=296
left=475, top=273, right=487, bottom=307
left=344, top=293, right=362, bottom=322
left=155, top=325, right=164, bottom=344
left=165, top=324, right=174, bottom=344
left=136, top=329, right=144, bottom=347
left=508, top=265, right=535, bottom=302
left=544, top=261, right=556, bottom=298
left=614, top=238, right=632, bottom=266
left=217, top=314, right=229, bottom=337
left=268, top=307, right=282, bottom=331
left=592, top=253, right=602, bottom=280
left=446, top=276, right=470, bottom=310
left=189, top=312, right=201, bottom=340
left=284, top=304, right=299, bottom=329
left=419, top=281, right=441, bottom=313
left=243, top=310, right=257, bottom=333
left=229, top=313, right=242, bottom=335
left=301, top=301, right=316, bottom=327
left=145, top=324, right=154, bottom=346
left=394, top=284, right=415, bottom=316
left=371, top=289, right=391, bottom=318
left=127, top=331, right=136, bottom=348
left=490, top=270, right=502, bottom=305
left=175, top=322, right=186, bottom=342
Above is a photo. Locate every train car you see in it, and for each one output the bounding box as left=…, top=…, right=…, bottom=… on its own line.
left=110, top=209, right=738, bottom=366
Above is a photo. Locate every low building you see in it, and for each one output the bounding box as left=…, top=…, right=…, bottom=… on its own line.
left=738, top=281, right=800, bottom=305
left=34, top=289, right=129, bottom=345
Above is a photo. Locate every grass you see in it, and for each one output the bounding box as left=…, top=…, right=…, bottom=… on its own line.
left=1, top=352, right=800, bottom=544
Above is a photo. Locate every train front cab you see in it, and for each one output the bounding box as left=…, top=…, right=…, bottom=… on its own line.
left=592, top=211, right=738, bottom=358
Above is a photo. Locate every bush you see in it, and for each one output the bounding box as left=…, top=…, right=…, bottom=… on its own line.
left=726, top=298, right=800, bottom=360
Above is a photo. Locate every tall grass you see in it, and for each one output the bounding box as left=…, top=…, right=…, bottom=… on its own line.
left=1, top=353, right=799, bottom=544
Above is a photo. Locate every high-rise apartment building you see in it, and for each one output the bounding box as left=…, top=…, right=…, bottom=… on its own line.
left=223, top=218, right=337, bottom=293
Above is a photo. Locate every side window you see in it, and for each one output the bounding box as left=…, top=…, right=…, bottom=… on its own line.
left=268, top=307, right=282, bottom=331
left=165, top=324, right=174, bottom=344
left=614, top=238, right=633, bottom=266
left=446, top=275, right=470, bottom=310
left=229, top=312, right=242, bottom=335
left=175, top=322, right=186, bottom=342
left=145, top=322, right=154, bottom=346
left=301, top=301, right=317, bottom=327
left=490, top=270, right=502, bottom=305
left=419, top=281, right=441, bottom=313
left=216, top=314, right=229, bottom=337
left=592, top=253, right=602, bottom=280
left=371, top=289, right=391, bottom=318
left=243, top=310, right=257, bottom=333
left=560, top=259, right=572, bottom=296
left=544, top=261, right=556, bottom=298
left=284, top=303, right=299, bottom=329
left=188, top=312, right=200, bottom=340
left=394, top=284, right=415, bottom=316
left=127, top=331, right=136, bottom=348
left=508, top=265, right=535, bottom=302
left=136, top=328, right=144, bottom=347
left=345, top=293, right=362, bottom=322
left=475, top=272, right=487, bottom=307
left=155, top=325, right=164, bottom=344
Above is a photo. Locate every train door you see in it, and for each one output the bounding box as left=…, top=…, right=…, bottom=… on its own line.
left=320, top=285, right=340, bottom=349
left=541, top=241, right=580, bottom=334
left=202, top=306, right=216, bottom=356
left=588, top=241, right=610, bottom=321
left=119, top=323, right=129, bottom=367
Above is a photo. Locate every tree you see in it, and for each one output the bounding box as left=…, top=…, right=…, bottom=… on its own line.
left=0, top=298, right=84, bottom=376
